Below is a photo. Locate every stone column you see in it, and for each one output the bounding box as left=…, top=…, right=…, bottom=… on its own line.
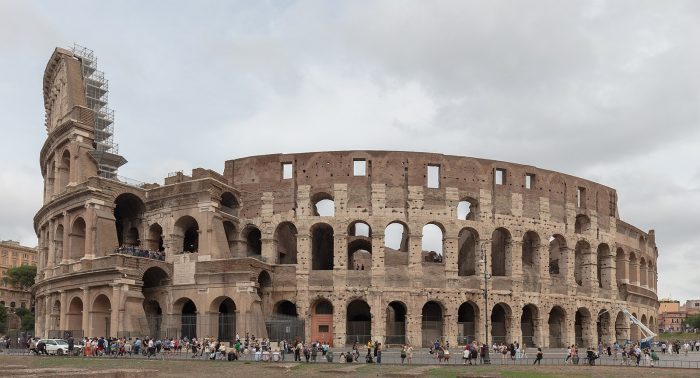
left=509, top=308, right=521, bottom=345
left=111, top=284, right=122, bottom=338
left=333, top=298, right=346, bottom=347
left=406, top=296, right=422, bottom=347
left=62, top=214, right=70, bottom=263
left=534, top=317, right=546, bottom=348
left=444, top=305, right=457, bottom=347
left=639, top=263, right=648, bottom=288
left=371, top=295, right=385, bottom=344
left=538, top=244, right=550, bottom=293
left=371, top=231, right=385, bottom=288
left=408, top=231, right=423, bottom=288
left=443, top=235, right=458, bottom=280
left=510, top=240, right=523, bottom=279
left=84, top=206, right=95, bottom=259
left=629, top=258, right=640, bottom=285
left=82, top=286, right=90, bottom=337
left=333, top=233, right=347, bottom=288
left=59, top=291, right=68, bottom=330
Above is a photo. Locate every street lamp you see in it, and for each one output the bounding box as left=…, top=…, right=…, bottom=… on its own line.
left=479, top=244, right=491, bottom=364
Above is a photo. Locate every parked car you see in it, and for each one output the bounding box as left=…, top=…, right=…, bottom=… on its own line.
left=39, top=339, right=82, bottom=356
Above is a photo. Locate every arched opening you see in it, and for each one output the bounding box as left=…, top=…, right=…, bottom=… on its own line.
left=548, top=306, right=567, bottom=348
left=649, top=316, right=655, bottom=333
left=212, top=297, right=236, bottom=342
left=615, top=311, right=628, bottom=342
left=147, top=223, right=164, bottom=252
left=90, top=294, right=111, bottom=337
left=180, top=299, right=197, bottom=339
left=50, top=300, right=61, bottom=331
left=46, top=160, right=56, bottom=198
left=220, top=192, right=239, bottom=216
left=69, top=218, right=86, bottom=260
left=574, top=240, right=591, bottom=286
left=174, top=216, right=199, bottom=253
left=457, top=228, right=478, bottom=276
left=346, top=299, right=371, bottom=345
left=491, top=228, right=511, bottom=276
left=648, top=261, right=655, bottom=291
left=639, top=258, right=648, bottom=287
left=421, top=223, right=444, bottom=263
left=242, top=226, right=262, bottom=257
left=269, top=301, right=304, bottom=342
left=114, top=193, right=145, bottom=247
left=597, top=309, right=612, bottom=345
left=386, top=301, right=407, bottom=345
left=310, top=299, right=334, bottom=346
left=223, top=221, right=237, bottom=256
left=630, top=312, right=640, bottom=342
left=275, top=222, right=297, bottom=264
left=54, top=224, right=64, bottom=265
left=144, top=300, right=163, bottom=338
left=597, top=243, right=611, bottom=288
left=521, top=304, right=538, bottom=347
left=421, top=301, right=444, bottom=347
left=629, top=253, right=638, bottom=285
left=575, top=308, right=592, bottom=347
left=311, top=223, right=334, bottom=270
left=348, top=221, right=372, bottom=270
left=457, top=198, right=477, bottom=220
left=312, top=193, right=335, bottom=217
left=257, top=271, right=272, bottom=298
left=384, top=222, right=409, bottom=265
left=491, top=303, right=511, bottom=344
left=66, top=297, right=83, bottom=333
left=57, top=150, right=71, bottom=191
left=522, top=231, right=540, bottom=280
left=458, top=301, right=478, bottom=345
left=575, top=214, right=590, bottom=234
left=548, top=235, right=566, bottom=276
left=142, top=267, right=168, bottom=289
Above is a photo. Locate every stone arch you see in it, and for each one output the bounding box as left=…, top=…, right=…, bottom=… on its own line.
left=311, top=192, right=335, bottom=217
left=491, top=302, right=512, bottom=344
left=597, top=243, right=612, bottom=289
left=548, top=234, right=567, bottom=276
left=114, top=193, right=145, bottom=247
left=597, top=309, right=612, bottom=345
left=57, top=149, right=71, bottom=190
left=310, top=299, right=334, bottom=346
left=220, top=191, right=239, bottom=216
left=457, top=197, right=478, bottom=220
left=242, top=225, right=262, bottom=257
left=629, top=252, right=638, bottom=285
left=457, top=227, right=478, bottom=276
left=50, top=299, right=61, bottom=331
left=174, top=215, right=199, bottom=253
left=275, top=222, right=298, bottom=264
left=69, top=217, right=86, bottom=260
left=257, top=270, right=272, bottom=298
left=422, top=300, right=445, bottom=347
left=521, top=303, right=539, bottom=347
left=311, top=223, right=334, bottom=270
left=54, top=224, right=64, bottom=264
left=174, top=297, right=197, bottom=339
left=615, top=247, right=626, bottom=285
left=575, top=214, right=591, bottom=234
left=491, top=228, right=511, bottom=276
left=210, top=297, right=236, bottom=342
left=271, top=300, right=303, bottom=342
left=274, top=300, right=298, bottom=316
left=142, top=266, right=168, bottom=289
left=385, top=221, right=409, bottom=265
left=575, top=307, right=593, bottom=347
left=639, top=257, right=648, bottom=287
left=548, top=306, right=567, bottom=348
left=574, top=240, right=591, bottom=286
left=147, top=223, right=164, bottom=252
left=346, top=299, right=372, bottom=345
left=457, top=301, right=479, bottom=345
left=348, top=221, right=372, bottom=270
left=630, top=312, right=640, bottom=342
left=615, top=311, right=628, bottom=342
left=90, top=294, right=111, bottom=337
left=386, top=301, right=407, bottom=345
left=66, top=296, right=83, bottom=333
left=422, top=222, right=445, bottom=263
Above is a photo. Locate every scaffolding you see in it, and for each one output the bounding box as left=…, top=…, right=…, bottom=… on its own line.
left=71, top=44, right=126, bottom=179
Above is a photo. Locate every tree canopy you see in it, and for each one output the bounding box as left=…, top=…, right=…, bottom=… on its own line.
left=685, top=314, right=700, bottom=329
left=2, top=265, right=36, bottom=290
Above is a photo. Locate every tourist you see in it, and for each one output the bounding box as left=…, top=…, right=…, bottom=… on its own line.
left=376, top=342, right=382, bottom=364
left=533, top=347, right=543, bottom=365
left=406, top=344, right=414, bottom=364
left=462, top=345, right=470, bottom=365
left=401, top=345, right=408, bottom=364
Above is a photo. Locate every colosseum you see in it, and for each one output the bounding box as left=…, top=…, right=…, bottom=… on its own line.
left=33, top=46, right=659, bottom=349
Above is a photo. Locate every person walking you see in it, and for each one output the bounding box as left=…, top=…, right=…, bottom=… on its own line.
left=533, top=347, right=543, bottom=365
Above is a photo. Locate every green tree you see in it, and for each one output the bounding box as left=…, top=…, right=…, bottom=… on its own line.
left=1, top=265, right=37, bottom=290
left=685, top=314, right=700, bottom=329
left=0, top=305, right=7, bottom=333
left=15, top=308, right=34, bottom=332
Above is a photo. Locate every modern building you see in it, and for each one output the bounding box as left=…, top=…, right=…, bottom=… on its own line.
left=33, top=45, right=659, bottom=347
left=0, top=240, right=37, bottom=311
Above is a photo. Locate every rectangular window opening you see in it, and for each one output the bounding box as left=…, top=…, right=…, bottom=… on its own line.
left=282, top=162, right=293, bottom=180
left=427, top=165, right=440, bottom=188
left=525, top=173, right=535, bottom=189
left=495, top=168, right=506, bottom=185
left=577, top=187, right=586, bottom=208
left=353, top=159, right=366, bottom=176
left=318, top=325, right=329, bottom=333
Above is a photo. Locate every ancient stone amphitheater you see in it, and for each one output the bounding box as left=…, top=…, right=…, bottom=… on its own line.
left=33, top=46, right=658, bottom=348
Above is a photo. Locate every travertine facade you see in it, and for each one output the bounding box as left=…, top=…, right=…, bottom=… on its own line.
left=0, top=240, right=36, bottom=311
left=33, top=47, right=659, bottom=347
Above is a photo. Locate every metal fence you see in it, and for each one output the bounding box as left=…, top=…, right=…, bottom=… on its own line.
left=264, top=314, right=305, bottom=342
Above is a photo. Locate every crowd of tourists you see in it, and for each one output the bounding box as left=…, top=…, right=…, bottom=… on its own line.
left=659, top=340, right=700, bottom=355
left=112, top=245, right=165, bottom=261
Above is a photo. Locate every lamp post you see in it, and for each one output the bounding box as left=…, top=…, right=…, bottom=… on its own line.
left=480, top=244, right=491, bottom=364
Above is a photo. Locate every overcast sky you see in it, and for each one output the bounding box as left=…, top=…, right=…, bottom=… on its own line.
left=1, top=0, right=698, bottom=302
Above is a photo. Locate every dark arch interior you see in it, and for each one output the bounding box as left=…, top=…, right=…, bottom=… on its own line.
left=346, top=300, right=371, bottom=344
left=458, top=229, right=477, bottom=276
left=491, top=229, right=509, bottom=276
left=181, top=299, right=197, bottom=339
left=275, top=300, right=298, bottom=316
left=142, top=267, right=168, bottom=289
left=386, top=301, right=407, bottom=345
left=311, top=224, right=334, bottom=270
left=315, top=300, right=333, bottom=315
left=245, top=227, right=262, bottom=256
left=276, top=222, right=298, bottom=264
left=114, top=193, right=145, bottom=247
